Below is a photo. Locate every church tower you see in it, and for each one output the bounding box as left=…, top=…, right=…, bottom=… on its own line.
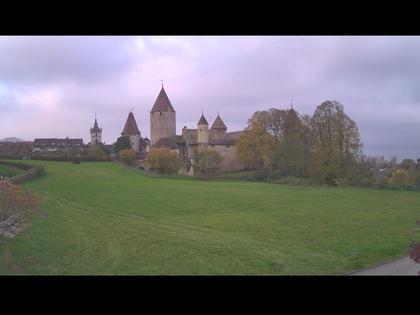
left=90, top=115, right=102, bottom=145
left=197, top=112, right=209, bottom=145
left=121, top=110, right=141, bottom=152
left=150, top=85, right=176, bottom=146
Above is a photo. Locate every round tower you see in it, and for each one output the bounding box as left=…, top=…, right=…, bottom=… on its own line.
left=90, top=115, right=102, bottom=145
left=150, top=85, right=176, bottom=146
left=197, top=112, right=209, bottom=145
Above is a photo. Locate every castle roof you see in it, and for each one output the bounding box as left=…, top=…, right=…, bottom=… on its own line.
left=121, top=112, right=140, bottom=136
left=211, top=115, right=227, bottom=130
left=151, top=136, right=185, bottom=149
left=197, top=114, right=209, bottom=125
left=150, top=87, right=175, bottom=113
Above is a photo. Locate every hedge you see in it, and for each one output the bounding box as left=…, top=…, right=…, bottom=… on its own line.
left=0, top=161, right=45, bottom=184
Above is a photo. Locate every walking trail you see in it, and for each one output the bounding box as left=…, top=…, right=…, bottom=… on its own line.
left=348, top=256, right=419, bottom=275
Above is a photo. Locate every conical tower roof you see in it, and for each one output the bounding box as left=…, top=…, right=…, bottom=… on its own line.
left=198, top=113, right=209, bottom=125
left=150, top=87, right=175, bottom=113
left=121, top=112, right=140, bottom=135
left=211, top=115, right=227, bottom=130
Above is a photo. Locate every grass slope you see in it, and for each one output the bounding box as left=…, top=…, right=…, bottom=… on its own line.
left=1, top=160, right=419, bottom=275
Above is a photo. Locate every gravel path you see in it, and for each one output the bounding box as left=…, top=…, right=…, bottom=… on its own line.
left=348, top=256, right=419, bottom=275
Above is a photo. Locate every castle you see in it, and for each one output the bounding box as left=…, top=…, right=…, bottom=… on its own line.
left=92, top=85, right=245, bottom=171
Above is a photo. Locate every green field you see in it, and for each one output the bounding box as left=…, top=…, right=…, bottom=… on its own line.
left=1, top=160, right=419, bottom=275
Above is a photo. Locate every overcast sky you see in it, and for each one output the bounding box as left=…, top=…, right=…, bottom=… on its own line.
left=1, top=36, right=420, bottom=160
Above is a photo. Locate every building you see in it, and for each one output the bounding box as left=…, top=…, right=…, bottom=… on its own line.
left=89, top=116, right=102, bottom=146
left=150, top=86, right=176, bottom=146
left=121, top=110, right=151, bottom=154
left=148, top=86, right=244, bottom=171
left=33, top=138, right=83, bottom=152
left=181, top=113, right=244, bottom=171
left=0, top=141, right=33, bottom=158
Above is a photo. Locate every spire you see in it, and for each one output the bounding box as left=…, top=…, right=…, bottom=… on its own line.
left=91, top=114, right=101, bottom=133
left=150, top=85, right=175, bottom=113
left=291, top=98, right=293, bottom=110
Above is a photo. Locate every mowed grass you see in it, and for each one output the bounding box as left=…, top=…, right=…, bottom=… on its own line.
left=1, top=160, right=420, bottom=275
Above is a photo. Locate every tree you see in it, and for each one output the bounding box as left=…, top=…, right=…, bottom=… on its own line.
left=148, top=148, right=180, bottom=175
left=309, top=100, right=363, bottom=185
left=236, top=111, right=276, bottom=170
left=118, top=149, right=136, bottom=166
left=193, top=147, right=223, bottom=176
left=114, top=136, right=132, bottom=153
left=269, top=108, right=308, bottom=177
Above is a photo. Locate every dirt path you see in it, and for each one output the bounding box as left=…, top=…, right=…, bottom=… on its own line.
left=348, top=256, right=419, bottom=275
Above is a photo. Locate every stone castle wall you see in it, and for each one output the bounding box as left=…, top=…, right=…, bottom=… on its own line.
left=210, top=144, right=244, bottom=171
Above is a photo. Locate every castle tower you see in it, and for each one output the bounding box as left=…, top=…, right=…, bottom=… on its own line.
left=150, top=85, right=176, bottom=146
left=197, top=112, right=209, bottom=145
left=210, top=113, right=227, bottom=140
left=90, top=115, right=102, bottom=145
left=121, top=110, right=141, bottom=153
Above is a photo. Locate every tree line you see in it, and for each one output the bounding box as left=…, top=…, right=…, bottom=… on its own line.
left=236, top=100, right=368, bottom=186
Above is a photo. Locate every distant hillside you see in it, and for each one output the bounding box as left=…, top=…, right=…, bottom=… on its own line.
left=0, top=137, right=26, bottom=142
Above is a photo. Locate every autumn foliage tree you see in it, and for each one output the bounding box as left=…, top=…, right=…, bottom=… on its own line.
left=237, top=100, right=367, bottom=186
left=148, top=148, right=180, bottom=175
left=236, top=111, right=276, bottom=170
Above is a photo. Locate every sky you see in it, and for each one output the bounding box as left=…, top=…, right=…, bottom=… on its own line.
left=1, top=36, right=420, bottom=160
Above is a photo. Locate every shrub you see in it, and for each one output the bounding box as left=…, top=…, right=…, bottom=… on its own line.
left=86, top=145, right=112, bottom=161
left=0, top=181, right=41, bottom=239
left=148, top=149, right=180, bottom=176
left=388, top=168, right=416, bottom=187
left=118, top=149, right=137, bottom=166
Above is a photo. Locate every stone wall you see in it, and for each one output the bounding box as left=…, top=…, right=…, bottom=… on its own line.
left=150, top=111, right=176, bottom=146
left=210, top=144, right=244, bottom=171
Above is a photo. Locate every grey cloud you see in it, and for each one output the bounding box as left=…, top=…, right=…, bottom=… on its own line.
left=1, top=36, right=420, bottom=160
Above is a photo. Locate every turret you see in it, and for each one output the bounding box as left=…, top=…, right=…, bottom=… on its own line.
left=197, top=112, right=209, bottom=144
left=210, top=113, right=227, bottom=140
left=121, top=110, right=141, bottom=152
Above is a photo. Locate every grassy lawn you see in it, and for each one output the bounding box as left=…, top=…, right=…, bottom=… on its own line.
left=1, top=160, right=419, bottom=275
